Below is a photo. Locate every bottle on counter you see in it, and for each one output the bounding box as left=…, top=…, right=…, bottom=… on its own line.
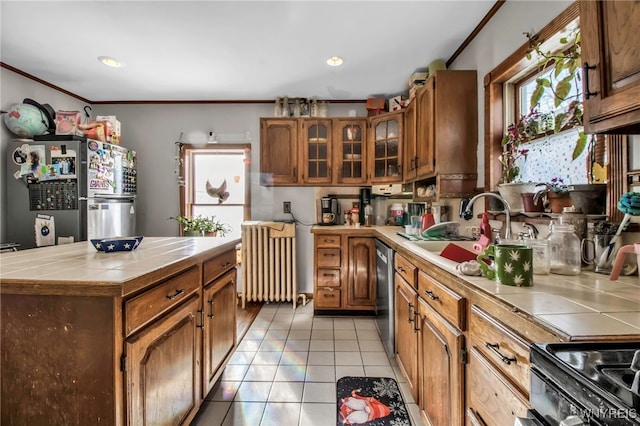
left=364, top=204, right=373, bottom=227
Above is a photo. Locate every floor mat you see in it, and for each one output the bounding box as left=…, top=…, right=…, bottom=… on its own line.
left=336, top=376, right=411, bottom=425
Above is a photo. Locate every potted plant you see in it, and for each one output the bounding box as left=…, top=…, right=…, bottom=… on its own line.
left=525, top=28, right=587, bottom=160
left=533, top=177, right=573, bottom=213
left=496, top=109, right=538, bottom=211
left=169, top=215, right=231, bottom=237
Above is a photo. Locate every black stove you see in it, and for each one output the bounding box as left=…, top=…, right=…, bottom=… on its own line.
left=528, top=341, right=640, bottom=426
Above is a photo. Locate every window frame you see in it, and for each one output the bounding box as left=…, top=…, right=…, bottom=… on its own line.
left=484, top=2, right=580, bottom=191
left=178, top=143, right=252, bottom=235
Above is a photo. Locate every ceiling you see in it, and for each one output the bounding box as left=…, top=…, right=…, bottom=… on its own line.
left=0, top=1, right=497, bottom=103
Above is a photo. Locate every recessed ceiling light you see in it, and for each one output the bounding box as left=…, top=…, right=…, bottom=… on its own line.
left=98, top=56, right=124, bottom=68
left=326, top=56, right=344, bottom=67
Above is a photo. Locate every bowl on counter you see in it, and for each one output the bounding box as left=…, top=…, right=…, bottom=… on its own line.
left=91, top=236, right=144, bottom=252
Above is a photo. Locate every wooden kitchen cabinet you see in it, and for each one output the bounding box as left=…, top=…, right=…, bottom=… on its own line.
left=334, top=118, right=368, bottom=184
left=313, top=234, right=376, bottom=312
left=369, top=111, right=403, bottom=184
left=260, top=118, right=299, bottom=185
left=580, top=1, right=640, bottom=134
left=418, top=298, right=465, bottom=426
left=409, top=70, right=478, bottom=197
left=395, top=273, right=419, bottom=402
left=346, top=237, right=376, bottom=308
left=300, top=118, right=332, bottom=184
left=466, top=305, right=530, bottom=426
left=202, top=268, right=237, bottom=397
left=126, top=294, right=202, bottom=426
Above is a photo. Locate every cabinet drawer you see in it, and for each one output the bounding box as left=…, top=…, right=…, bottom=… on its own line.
left=125, top=266, right=200, bottom=336
left=468, top=346, right=529, bottom=426
left=316, top=269, right=340, bottom=287
left=418, top=271, right=465, bottom=330
left=203, top=249, right=236, bottom=285
left=395, top=253, right=417, bottom=288
left=317, top=248, right=341, bottom=267
left=315, top=287, right=341, bottom=308
left=316, top=234, right=341, bottom=248
left=470, top=305, right=530, bottom=395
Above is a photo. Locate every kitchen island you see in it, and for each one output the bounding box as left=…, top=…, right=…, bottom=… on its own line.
left=1, top=236, right=240, bottom=426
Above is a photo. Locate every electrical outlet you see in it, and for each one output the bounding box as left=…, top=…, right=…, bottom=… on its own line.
left=283, top=201, right=291, bottom=214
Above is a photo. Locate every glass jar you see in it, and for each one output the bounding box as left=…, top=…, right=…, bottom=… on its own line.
left=546, top=224, right=581, bottom=275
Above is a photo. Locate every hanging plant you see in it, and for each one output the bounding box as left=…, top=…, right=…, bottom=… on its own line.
left=525, top=28, right=587, bottom=160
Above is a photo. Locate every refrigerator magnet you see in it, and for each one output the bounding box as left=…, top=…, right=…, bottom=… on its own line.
left=11, top=147, right=28, bottom=165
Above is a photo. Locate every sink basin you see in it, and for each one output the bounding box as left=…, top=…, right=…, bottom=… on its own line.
left=410, top=240, right=477, bottom=254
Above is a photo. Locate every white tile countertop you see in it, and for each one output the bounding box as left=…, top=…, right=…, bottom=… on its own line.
left=0, top=236, right=240, bottom=296
left=314, top=225, right=640, bottom=339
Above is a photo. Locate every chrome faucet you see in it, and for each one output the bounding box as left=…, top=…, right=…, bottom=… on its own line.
left=462, top=192, right=513, bottom=240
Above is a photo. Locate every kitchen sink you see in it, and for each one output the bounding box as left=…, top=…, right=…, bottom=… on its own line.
left=410, top=240, right=477, bottom=254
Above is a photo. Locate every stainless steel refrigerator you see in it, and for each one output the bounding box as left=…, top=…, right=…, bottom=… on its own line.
left=4, top=135, right=137, bottom=249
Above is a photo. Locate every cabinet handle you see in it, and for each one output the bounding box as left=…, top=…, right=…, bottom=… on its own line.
left=397, top=266, right=405, bottom=272
left=410, top=158, right=415, bottom=170
left=324, top=253, right=336, bottom=257
left=424, top=290, right=439, bottom=301
left=412, top=311, right=420, bottom=333
left=323, top=273, right=336, bottom=277
left=583, top=62, right=598, bottom=99
left=207, top=298, right=214, bottom=318
left=166, top=289, right=184, bottom=300
left=414, top=156, right=418, bottom=169
left=408, top=302, right=414, bottom=322
left=221, top=261, right=231, bottom=268
left=485, top=342, right=517, bottom=365
left=197, top=309, right=205, bottom=330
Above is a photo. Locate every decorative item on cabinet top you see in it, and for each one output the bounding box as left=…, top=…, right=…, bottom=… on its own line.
left=274, top=97, right=328, bottom=118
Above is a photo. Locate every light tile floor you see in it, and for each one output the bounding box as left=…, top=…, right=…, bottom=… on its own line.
left=191, top=301, right=422, bottom=426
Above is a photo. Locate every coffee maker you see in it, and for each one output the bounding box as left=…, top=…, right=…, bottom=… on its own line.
left=320, top=195, right=339, bottom=225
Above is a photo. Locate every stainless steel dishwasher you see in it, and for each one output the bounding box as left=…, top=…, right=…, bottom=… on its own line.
left=375, top=239, right=395, bottom=357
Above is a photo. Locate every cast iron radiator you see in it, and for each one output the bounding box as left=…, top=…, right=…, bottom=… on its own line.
left=240, top=221, right=304, bottom=309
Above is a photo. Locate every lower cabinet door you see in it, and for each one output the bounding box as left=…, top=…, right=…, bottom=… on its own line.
left=346, top=237, right=376, bottom=308
left=467, top=346, right=529, bottom=426
left=395, top=274, right=419, bottom=402
left=203, top=270, right=237, bottom=396
left=418, top=299, right=465, bottom=426
left=125, top=295, right=201, bottom=426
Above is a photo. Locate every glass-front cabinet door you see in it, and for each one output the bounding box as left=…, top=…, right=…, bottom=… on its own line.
left=334, top=118, right=368, bottom=184
left=369, top=111, right=403, bottom=183
left=301, top=119, right=332, bottom=184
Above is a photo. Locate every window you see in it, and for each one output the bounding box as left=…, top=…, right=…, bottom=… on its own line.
left=517, top=66, right=582, bottom=120
left=180, top=144, right=251, bottom=239
left=511, top=63, right=589, bottom=185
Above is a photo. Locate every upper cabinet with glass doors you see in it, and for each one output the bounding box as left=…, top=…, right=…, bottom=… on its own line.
left=334, top=118, right=368, bottom=185
left=369, top=111, right=403, bottom=184
left=300, top=118, right=332, bottom=184
left=580, top=1, right=640, bottom=134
